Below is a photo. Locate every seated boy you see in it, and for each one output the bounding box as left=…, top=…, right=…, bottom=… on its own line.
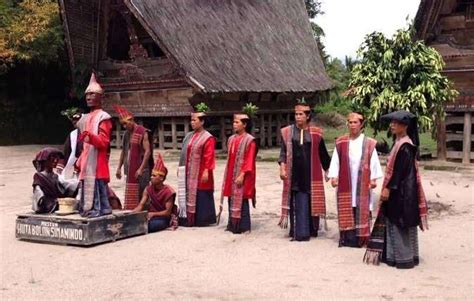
left=32, top=148, right=73, bottom=213
left=133, top=154, right=177, bottom=232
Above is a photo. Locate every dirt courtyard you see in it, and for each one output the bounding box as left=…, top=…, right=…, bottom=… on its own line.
left=1, top=145, right=473, bottom=300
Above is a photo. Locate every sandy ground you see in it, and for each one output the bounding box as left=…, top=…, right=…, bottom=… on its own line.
left=0, top=145, right=473, bottom=300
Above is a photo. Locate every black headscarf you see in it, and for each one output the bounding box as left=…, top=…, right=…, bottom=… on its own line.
left=381, top=110, right=420, bottom=158
left=32, top=147, right=64, bottom=172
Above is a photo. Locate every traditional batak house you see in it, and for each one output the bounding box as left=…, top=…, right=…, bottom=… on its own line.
left=415, top=0, right=474, bottom=163
left=57, top=0, right=332, bottom=150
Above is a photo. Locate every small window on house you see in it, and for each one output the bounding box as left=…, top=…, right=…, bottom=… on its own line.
left=107, top=11, right=131, bottom=61
left=132, top=17, right=166, bottom=58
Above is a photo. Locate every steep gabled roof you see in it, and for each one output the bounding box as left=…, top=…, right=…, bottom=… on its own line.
left=125, top=0, right=332, bottom=93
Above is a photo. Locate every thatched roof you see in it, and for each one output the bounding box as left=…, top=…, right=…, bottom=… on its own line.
left=125, top=0, right=331, bottom=93
left=414, top=0, right=443, bottom=41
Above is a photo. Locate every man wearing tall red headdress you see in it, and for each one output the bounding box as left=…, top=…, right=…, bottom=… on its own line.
left=219, top=111, right=257, bottom=234
left=328, top=112, right=383, bottom=248
left=133, top=154, right=177, bottom=232
left=75, top=73, right=113, bottom=217
left=278, top=99, right=331, bottom=241
left=114, top=105, right=153, bottom=210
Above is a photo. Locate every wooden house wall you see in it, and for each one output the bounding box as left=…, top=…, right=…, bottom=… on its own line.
left=59, top=0, right=99, bottom=67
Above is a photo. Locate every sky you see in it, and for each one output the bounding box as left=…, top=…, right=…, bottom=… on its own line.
left=316, top=0, right=421, bottom=61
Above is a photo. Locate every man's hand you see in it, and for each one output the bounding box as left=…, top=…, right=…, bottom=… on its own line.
left=116, top=168, right=122, bottom=180
left=135, top=167, right=144, bottom=179
left=201, top=169, right=209, bottom=183
left=278, top=215, right=288, bottom=229
left=370, top=179, right=377, bottom=189
left=280, top=170, right=288, bottom=181
left=331, top=177, right=338, bottom=188
left=381, top=188, right=390, bottom=201
left=146, top=212, right=154, bottom=221
left=235, top=174, right=244, bottom=187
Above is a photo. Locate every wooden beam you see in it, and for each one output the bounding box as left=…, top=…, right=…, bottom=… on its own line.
left=447, top=151, right=474, bottom=159
left=276, top=114, right=282, bottom=144
left=220, top=116, right=227, bottom=151
left=158, top=119, right=165, bottom=150
left=446, top=133, right=474, bottom=141
left=115, top=119, right=122, bottom=149
left=437, top=117, right=447, bottom=160
left=462, top=112, right=472, bottom=163
left=184, top=118, right=189, bottom=137
left=171, top=117, right=177, bottom=149
left=445, top=116, right=466, bottom=125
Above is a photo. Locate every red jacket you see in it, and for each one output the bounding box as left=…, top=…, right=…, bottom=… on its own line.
left=222, top=134, right=257, bottom=199
left=187, top=135, right=216, bottom=190
left=78, top=119, right=112, bottom=182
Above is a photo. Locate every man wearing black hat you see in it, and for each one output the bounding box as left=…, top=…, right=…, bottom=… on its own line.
left=364, top=110, right=428, bottom=269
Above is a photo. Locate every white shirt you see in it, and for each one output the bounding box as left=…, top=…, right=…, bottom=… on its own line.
left=328, top=134, right=383, bottom=210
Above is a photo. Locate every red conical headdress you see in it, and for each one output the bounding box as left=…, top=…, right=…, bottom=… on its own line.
left=85, top=73, right=104, bottom=94
left=113, top=104, right=134, bottom=122
left=152, top=153, right=168, bottom=177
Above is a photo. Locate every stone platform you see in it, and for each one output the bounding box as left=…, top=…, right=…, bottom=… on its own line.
left=15, top=210, right=147, bottom=246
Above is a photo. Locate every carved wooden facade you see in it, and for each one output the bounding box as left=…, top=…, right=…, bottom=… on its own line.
left=415, top=0, right=474, bottom=162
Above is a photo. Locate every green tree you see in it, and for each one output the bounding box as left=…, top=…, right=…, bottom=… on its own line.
left=304, top=0, right=328, bottom=65
left=0, top=1, right=71, bottom=145
left=304, top=0, right=323, bottom=18
left=0, top=0, right=63, bottom=73
left=348, top=25, right=458, bottom=135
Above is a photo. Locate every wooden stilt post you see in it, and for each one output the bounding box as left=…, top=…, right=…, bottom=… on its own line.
left=220, top=116, right=227, bottom=151
left=276, top=113, right=282, bottom=144
left=462, top=112, right=472, bottom=164
left=260, top=114, right=266, bottom=148
left=171, top=117, right=177, bottom=150
left=267, top=114, right=273, bottom=147
left=436, top=116, right=447, bottom=161
left=184, top=117, right=190, bottom=136
left=158, top=118, right=165, bottom=150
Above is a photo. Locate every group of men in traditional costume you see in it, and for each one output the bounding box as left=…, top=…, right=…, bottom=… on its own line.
left=30, top=72, right=428, bottom=269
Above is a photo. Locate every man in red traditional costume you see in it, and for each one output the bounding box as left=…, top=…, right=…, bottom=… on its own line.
left=278, top=99, right=331, bottom=241
left=133, top=154, right=177, bottom=232
left=114, top=105, right=153, bottom=210
left=178, top=103, right=216, bottom=226
left=219, top=106, right=257, bottom=234
left=75, top=73, right=113, bottom=217
left=328, top=112, right=383, bottom=247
